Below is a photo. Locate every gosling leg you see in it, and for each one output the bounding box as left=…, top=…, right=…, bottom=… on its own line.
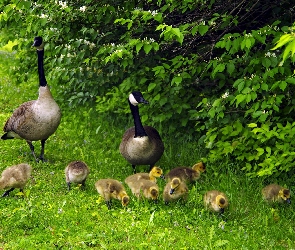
left=67, top=182, right=71, bottom=191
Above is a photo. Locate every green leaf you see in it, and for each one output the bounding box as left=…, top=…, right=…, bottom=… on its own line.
left=235, top=94, right=246, bottom=107
left=248, top=123, right=257, bottom=128
left=227, top=62, right=235, bottom=75
left=279, top=81, right=287, bottom=91
left=143, top=44, right=153, bottom=54
left=271, top=34, right=293, bottom=50
left=191, top=26, right=198, bottom=36
left=198, top=25, right=209, bottom=36
left=136, top=42, right=143, bottom=53
left=148, top=82, right=157, bottom=92
left=283, top=39, right=295, bottom=61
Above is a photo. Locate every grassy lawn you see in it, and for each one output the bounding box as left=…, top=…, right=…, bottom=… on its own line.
left=0, top=50, right=295, bottom=249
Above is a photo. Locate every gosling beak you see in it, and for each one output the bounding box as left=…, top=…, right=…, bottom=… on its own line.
left=170, top=188, right=175, bottom=195
left=219, top=208, right=225, bottom=214
left=286, top=198, right=291, bottom=204
left=160, top=175, right=165, bottom=179
left=154, top=199, right=158, bottom=204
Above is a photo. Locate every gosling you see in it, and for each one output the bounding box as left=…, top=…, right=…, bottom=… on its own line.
left=166, top=161, right=206, bottom=183
left=204, top=190, right=229, bottom=214
left=125, top=178, right=159, bottom=202
left=125, top=166, right=164, bottom=184
left=95, top=179, right=130, bottom=209
left=65, top=161, right=90, bottom=191
left=163, top=177, right=188, bottom=204
left=262, top=184, right=291, bottom=204
left=0, top=163, right=32, bottom=197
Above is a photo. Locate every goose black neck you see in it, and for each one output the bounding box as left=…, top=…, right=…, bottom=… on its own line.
left=37, top=49, right=47, bottom=87
left=129, top=100, right=147, bottom=137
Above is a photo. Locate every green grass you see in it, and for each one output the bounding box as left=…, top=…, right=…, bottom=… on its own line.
left=0, top=50, right=295, bottom=249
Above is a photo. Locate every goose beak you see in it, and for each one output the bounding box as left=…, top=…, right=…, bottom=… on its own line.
left=160, top=175, right=165, bottom=179
left=169, top=188, right=175, bottom=195
left=286, top=198, right=291, bottom=204
left=139, top=97, right=149, bottom=104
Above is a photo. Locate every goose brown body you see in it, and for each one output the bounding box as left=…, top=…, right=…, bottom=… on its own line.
left=95, top=179, right=129, bottom=209
left=163, top=177, right=188, bottom=204
left=65, top=161, right=90, bottom=191
left=262, top=184, right=291, bottom=203
left=119, top=91, right=164, bottom=173
left=166, top=162, right=206, bottom=183
left=1, top=37, right=61, bottom=162
left=0, top=163, right=32, bottom=196
left=204, top=190, right=229, bottom=213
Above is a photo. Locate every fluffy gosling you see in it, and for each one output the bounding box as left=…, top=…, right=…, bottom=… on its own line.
left=95, top=179, right=130, bottom=209
left=262, top=184, right=291, bottom=204
left=163, top=177, right=188, bottom=204
left=204, top=190, right=229, bottom=214
left=166, top=161, right=206, bottom=183
left=125, top=178, right=159, bottom=202
left=0, top=163, right=32, bottom=197
left=65, top=161, right=90, bottom=191
left=125, top=166, right=164, bottom=184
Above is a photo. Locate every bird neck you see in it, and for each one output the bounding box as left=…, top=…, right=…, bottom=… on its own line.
left=129, top=100, right=147, bottom=137
left=37, top=49, right=47, bottom=87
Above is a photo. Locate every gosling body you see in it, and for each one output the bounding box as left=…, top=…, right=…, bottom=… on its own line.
left=204, top=190, right=229, bottom=214
left=95, top=179, right=129, bottom=209
left=0, top=163, right=32, bottom=197
left=125, top=166, right=164, bottom=184
left=163, top=177, right=188, bottom=204
left=262, top=184, right=291, bottom=204
left=166, top=162, right=206, bottom=183
left=65, top=161, right=90, bottom=191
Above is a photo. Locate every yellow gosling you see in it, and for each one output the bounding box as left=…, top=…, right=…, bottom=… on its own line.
left=204, top=190, right=229, bottom=214
left=262, top=184, right=291, bottom=204
left=0, top=163, right=32, bottom=197
left=95, top=179, right=129, bottom=209
left=163, top=177, right=188, bottom=204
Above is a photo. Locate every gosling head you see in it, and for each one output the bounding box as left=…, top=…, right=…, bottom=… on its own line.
left=216, top=195, right=227, bottom=214
left=192, top=162, right=206, bottom=173
left=279, top=188, right=291, bottom=204
left=150, top=166, right=165, bottom=179
left=32, top=36, right=44, bottom=50
left=129, top=91, right=149, bottom=106
left=122, top=195, right=130, bottom=207
left=169, top=178, right=181, bottom=195
left=150, top=187, right=159, bottom=200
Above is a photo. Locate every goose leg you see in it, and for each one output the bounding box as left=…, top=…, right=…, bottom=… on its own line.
left=132, top=165, right=136, bottom=174
left=39, top=139, right=47, bottom=162
left=2, top=188, right=15, bottom=197
left=26, top=140, right=38, bottom=162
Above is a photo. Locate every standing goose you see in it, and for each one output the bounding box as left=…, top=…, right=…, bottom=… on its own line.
left=119, top=91, right=164, bottom=173
left=1, top=37, right=61, bottom=162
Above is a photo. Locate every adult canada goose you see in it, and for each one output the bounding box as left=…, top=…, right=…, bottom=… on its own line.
left=262, top=184, right=291, bottom=204
left=95, top=179, right=130, bottom=209
left=119, top=91, right=164, bottom=173
left=0, top=163, right=32, bottom=197
left=163, top=177, right=188, bottom=204
left=125, top=178, right=159, bottom=202
left=166, top=161, right=206, bottom=183
left=1, top=37, right=61, bottom=162
left=65, top=161, right=90, bottom=191
left=204, top=190, right=229, bottom=214
left=125, top=166, right=164, bottom=184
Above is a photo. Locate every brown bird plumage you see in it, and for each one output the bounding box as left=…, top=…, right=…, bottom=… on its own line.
left=0, top=163, right=32, bottom=197
left=119, top=91, right=164, bottom=173
left=65, top=161, right=90, bottom=191
left=1, top=37, right=61, bottom=162
left=95, top=179, right=130, bottom=209
left=262, top=184, right=291, bottom=204
left=166, top=162, right=206, bottom=183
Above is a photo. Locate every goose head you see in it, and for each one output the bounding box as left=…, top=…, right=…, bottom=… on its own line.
left=279, top=188, right=291, bottom=204
left=150, top=187, right=159, bottom=200
left=32, top=36, right=45, bottom=50
left=129, top=91, right=149, bottom=106
left=169, top=178, right=181, bottom=195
